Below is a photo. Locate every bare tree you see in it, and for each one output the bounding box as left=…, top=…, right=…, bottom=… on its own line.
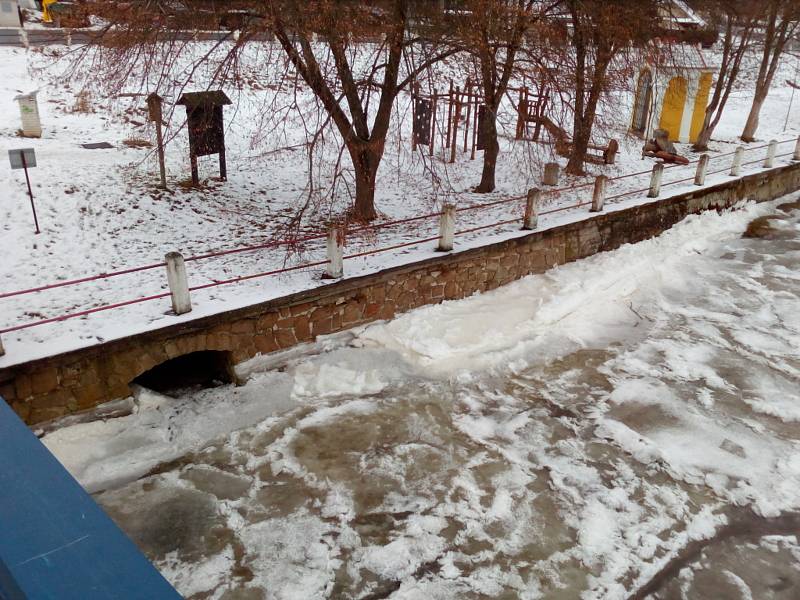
left=740, top=0, right=800, bottom=142
left=73, top=0, right=456, bottom=222
left=561, top=0, right=658, bottom=175
left=452, top=0, right=560, bottom=193
left=692, top=2, right=758, bottom=151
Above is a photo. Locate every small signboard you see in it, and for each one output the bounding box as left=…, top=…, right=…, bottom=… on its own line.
left=8, top=147, right=40, bottom=233
left=413, top=99, right=432, bottom=146
left=8, top=148, right=36, bottom=170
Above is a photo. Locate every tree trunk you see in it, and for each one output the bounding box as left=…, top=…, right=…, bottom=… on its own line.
left=476, top=108, right=499, bottom=193
left=350, top=143, right=382, bottom=221
left=741, top=91, right=767, bottom=142
left=693, top=124, right=713, bottom=152
left=565, top=127, right=589, bottom=175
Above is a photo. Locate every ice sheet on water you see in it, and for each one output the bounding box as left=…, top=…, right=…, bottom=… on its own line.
left=47, top=198, right=800, bottom=597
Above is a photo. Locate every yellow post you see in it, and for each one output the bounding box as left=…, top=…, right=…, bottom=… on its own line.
left=689, top=73, right=713, bottom=143
left=659, top=77, right=687, bottom=142
left=42, top=0, right=58, bottom=23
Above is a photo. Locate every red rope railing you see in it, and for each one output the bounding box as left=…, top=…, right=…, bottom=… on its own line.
left=1, top=138, right=796, bottom=338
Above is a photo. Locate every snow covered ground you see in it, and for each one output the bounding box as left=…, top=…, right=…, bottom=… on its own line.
left=42, top=196, right=800, bottom=598
left=1, top=41, right=799, bottom=366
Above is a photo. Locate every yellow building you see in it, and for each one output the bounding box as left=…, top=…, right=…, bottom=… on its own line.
left=629, top=1, right=716, bottom=145
left=630, top=48, right=715, bottom=145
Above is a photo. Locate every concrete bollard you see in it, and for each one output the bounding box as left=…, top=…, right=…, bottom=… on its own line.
left=694, top=154, right=709, bottom=186
left=764, top=139, right=777, bottom=168
left=647, top=163, right=664, bottom=198
left=523, top=188, right=541, bottom=230
left=591, top=176, right=607, bottom=212
left=165, top=252, right=192, bottom=315
left=730, top=146, right=744, bottom=176
left=0, top=334, right=4, bottom=357
left=14, top=91, right=42, bottom=138
left=437, top=204, right=456, bottom=252
left=325, top=225, right=344, bottom=279
left=543, top=162, right=560, bottom=186
left=794, top=135, right=800, bottom=161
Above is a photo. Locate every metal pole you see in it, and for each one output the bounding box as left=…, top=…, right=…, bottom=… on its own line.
left=21, top=153, right=39, bottom=234
left=784, top=58, right=799, bottom=132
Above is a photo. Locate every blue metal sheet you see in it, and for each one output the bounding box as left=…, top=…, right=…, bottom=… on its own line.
left=0, top=398, right=182, bottom=600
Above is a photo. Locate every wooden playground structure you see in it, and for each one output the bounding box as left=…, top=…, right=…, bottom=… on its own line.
left=411, top=79, right=618, bottom=167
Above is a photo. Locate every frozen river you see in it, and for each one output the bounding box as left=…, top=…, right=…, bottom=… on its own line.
left=45, top=197, right=800, bottom=599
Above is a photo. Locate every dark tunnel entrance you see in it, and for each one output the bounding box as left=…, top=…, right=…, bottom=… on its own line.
left=132, top=351, right=234, bottom=396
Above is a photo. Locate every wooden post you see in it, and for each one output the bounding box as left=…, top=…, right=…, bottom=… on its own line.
left=794, top=135, right=800, bottom=161
left=523, top=188, right=540, bottom=230
left=147, top=93, right=167, bottom=189
left=445, top=81, right=453, bottom=148
left=165, top=252, right=192, bottom=315
left=463, top=80, right=471, bottom=153
left=648, top=163, right=664, bottom=198
left=430, top=92, right=437, bottom=157
left=730, top=146, right=744, bottom=176
left=764, top=139, right=777, bottom=168
left=437, top=204, right=456, bottom=252
left=411, top=82, right=418, bottom=152
left=694, top=154, right=709, bottom=186
left=591, top=176, right=607, bottom=212
left=450, top=88, right=461, bottom=164
left=325, top=225, right=344, bottom=279
left=471, top=97, right=479, bottom=160
left=190, top=152, right=199, bottom=186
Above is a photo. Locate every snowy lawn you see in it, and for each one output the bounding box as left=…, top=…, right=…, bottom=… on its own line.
left=1, top=41, right=799, bottom=366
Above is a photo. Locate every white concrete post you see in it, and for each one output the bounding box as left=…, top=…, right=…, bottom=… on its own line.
left=165, top=252, right=192, bottom=315
left=730, top=146, right=744, bottom=176
left=794, top=135, right=800, bottom=161
left=764, top=139, right=777, bottom=168
left=0, top=334, right=5, bottom=357
left=523, top=188, right=540, bottom=230
left=591, top=176, right=607, bottom=212
left=694, top=154, right=709, bottom=186
left=648, top=163, right=664, bottom=198
left=543, top=162, right=560, bottom=186
left=438, top=204, right=456, bottom=252
left=325, top=225, right=344, bottom=279
left=14, top=91, right=42, bottom=138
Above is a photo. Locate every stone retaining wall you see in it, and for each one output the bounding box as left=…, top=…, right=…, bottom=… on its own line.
left=2, top=162, right=800, bottom=424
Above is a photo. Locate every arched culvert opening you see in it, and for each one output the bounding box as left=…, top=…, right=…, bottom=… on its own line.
left=132, top=350, right=234, bottom=396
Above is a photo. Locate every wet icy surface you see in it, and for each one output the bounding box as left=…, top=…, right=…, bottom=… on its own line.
left=45, top=198, right=800, bottom=599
